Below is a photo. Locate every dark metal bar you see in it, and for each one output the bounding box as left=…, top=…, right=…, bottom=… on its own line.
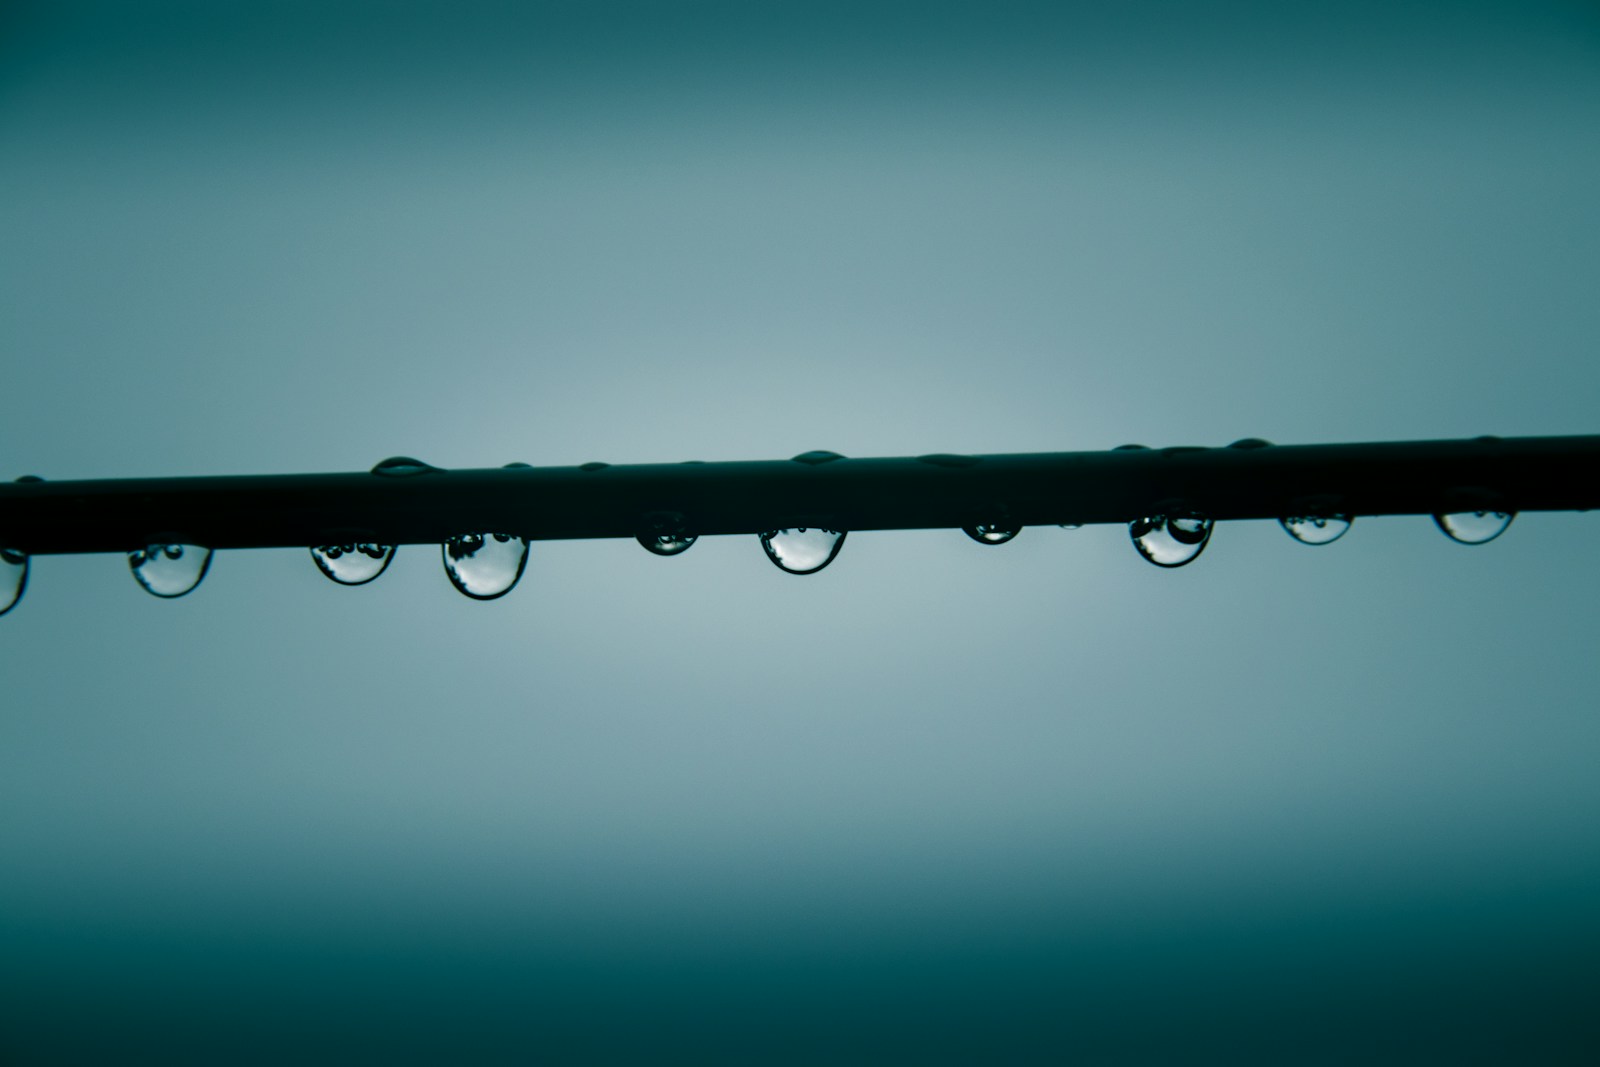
left=1, top=436, right=1596, bottom=555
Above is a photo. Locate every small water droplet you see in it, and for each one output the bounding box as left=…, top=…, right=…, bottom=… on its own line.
left=761, top=528, right=846, bottom=574
left=578, top=461, right=610, bottom=472
left=964, top=524, right=1020, bottom=545
left=1435, top=510, right=1514, bottom=545
left=1058, top=524, right=1083, bottom=530
left=371, top=456, right=441, bottom=477
left=312, top=543, right=395, bottom=585
left=1228, top=437, right=1273, bottom=450
left=442, top=533, right=529, bottom=599
left=1, top=547, right=27, bottom=617
left=638, top=533, right=697, bottom=556
left=1129, top=514, right=1213, bottom=568
left=129, top=543, right=213, bottom=598
left=792, top=450, right=846, bottom=465
left=502, top=462, right=532, bottom=469
left=1280, top=514, right=1352, bottom=545
left=14, top=475, right=44, bottom=484
left=1113, top=444, right=1150, bottom=451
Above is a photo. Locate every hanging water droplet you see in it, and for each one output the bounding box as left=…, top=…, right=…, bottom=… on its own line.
left=1435, top=510, right=1514, bottom=545
left=964, top=524, right=1020, bottom=545
left=760, top=528, right=846, bottom=574
left=1129, top=514, right=1213, bottom=568
left=129, top=543, right=213, bottom=598
left=637, top=533, right=697, bottom=556
left=1058, top=524, right=1083, bottom=530
left=371, top=456, right=441, bottom=477
left=1280, top=514, right=1352, bottom=545
left=442, top=533, right=529, bottom=599
left=311, top=543, right=395, bottom=585
left=1, top=547, right=27, bottom=617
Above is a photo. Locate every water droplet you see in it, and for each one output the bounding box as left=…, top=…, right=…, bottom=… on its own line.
left=1129, top=514, right=1213, bottom=568
left=760, top=528, right=846, bottom=575
left=792, top=450, right=846, bottom=465
left=964, top=524, right=1020, bottom=545
left=1228, top=437, right=1273, bottom=450
left=371, top=456, right=441, bottom=477
left=1435, top=510, right=1514, bottom=545
left=1058, top=524, right=1083, bottom=530
left=442, top=533, right=529, bottom=599
left=502, top=462, right=532, bottom=469
left=578, top=461, right=610, bottom=472
left=1113, top=444, right=1150, bottom=451
left=311, top=543, right=395, bottom=585
left=1280, top=514, right=1352, bottom=546
left=129, top=543, right=213, bottom=598
left=916, top=454, right=981, bottom=468
left=14, top=475, right=44, bottom=484
left=638, top=533, right=697, bottom=556
left=1, top=547, right=27, bottom=617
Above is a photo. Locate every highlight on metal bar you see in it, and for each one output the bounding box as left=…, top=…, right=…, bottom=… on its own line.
left=1, top=434, right=1595, bottom=614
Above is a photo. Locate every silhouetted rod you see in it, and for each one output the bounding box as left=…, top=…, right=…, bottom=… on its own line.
left=1, top=436, right=1596, bottom=554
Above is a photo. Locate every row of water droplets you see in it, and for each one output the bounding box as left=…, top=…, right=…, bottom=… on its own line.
left=0, top=454, right=1519, bottom=615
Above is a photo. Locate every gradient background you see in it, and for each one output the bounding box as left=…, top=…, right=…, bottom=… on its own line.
left=3, top=2, right=1599, bottom=1062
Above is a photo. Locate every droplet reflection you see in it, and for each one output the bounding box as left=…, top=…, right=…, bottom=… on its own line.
left=442, top=533, right=529, bottom=599
left=1, top=547, right=27, bottom=616
left=1280, top=514, right=1352, bottom=545
left=312, top=543, right=395, bottom=585
left=1129, top=514, right=1213, bottom=568
left=638, top=533, right=697, bottom=556
left=761, top=528, right=846, bottom=575
left=129, top=544, right=213, bottom=598
left=1435, top=510, right=1514, bottom=545
left=964, top=524, right=1020, bottom=545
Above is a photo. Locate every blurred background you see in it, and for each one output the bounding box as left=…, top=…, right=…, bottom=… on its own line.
left=2, top=1, right=1598, bottom=1061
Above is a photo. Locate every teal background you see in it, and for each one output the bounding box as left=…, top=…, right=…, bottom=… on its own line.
left=3, top=2, right=1599, bottom=1061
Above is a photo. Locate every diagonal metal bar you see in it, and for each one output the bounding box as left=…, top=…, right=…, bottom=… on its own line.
left=1, top=435, right=1596, bottom=555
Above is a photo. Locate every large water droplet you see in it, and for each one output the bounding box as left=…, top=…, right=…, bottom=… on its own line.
left=371, top=456, right=441, bottom=477
left=1280, top=514, right=1352, bottom=545
left=792, top=450, right=846, bottom=465
left=1228, top=437, right=1273, bottom=450
left=1, top=548, right=27, bottom=616
left=129, top=544, right=213, bottom=598
left=1129, top=514, right=1213, bottom=568
left=638, top=533, right=697, bottom=556
left=761, top=528, right=846, bottom=575
left=1435, top=510, right=1514, bottom=545
left=442, top=533, right=529, bottom=599
left=311, top=543, right=395, bottom=585
left=964, top=524, right=1020, bottom=545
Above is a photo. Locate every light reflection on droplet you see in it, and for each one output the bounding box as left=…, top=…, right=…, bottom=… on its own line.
left=1280, top=514, right=1352, bottom=545
left=760, top=528, right=846, bottom=574
left=964, top=524, right=1020, bottom=545
left=129, top=544, right=213, bottom=598
left=1058, top=524, right=1083, bottom=530
left=1129, top=514, right=1213, bottom=568
left=1, top=547, right=27, bottom=616
left=442, top=533, right=529, bottom=599
left=638, top=533, right=697, bottom=556
left=312, top=543, right=395, bottom=585
left=1435, top=510, right=1514, bottom=545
